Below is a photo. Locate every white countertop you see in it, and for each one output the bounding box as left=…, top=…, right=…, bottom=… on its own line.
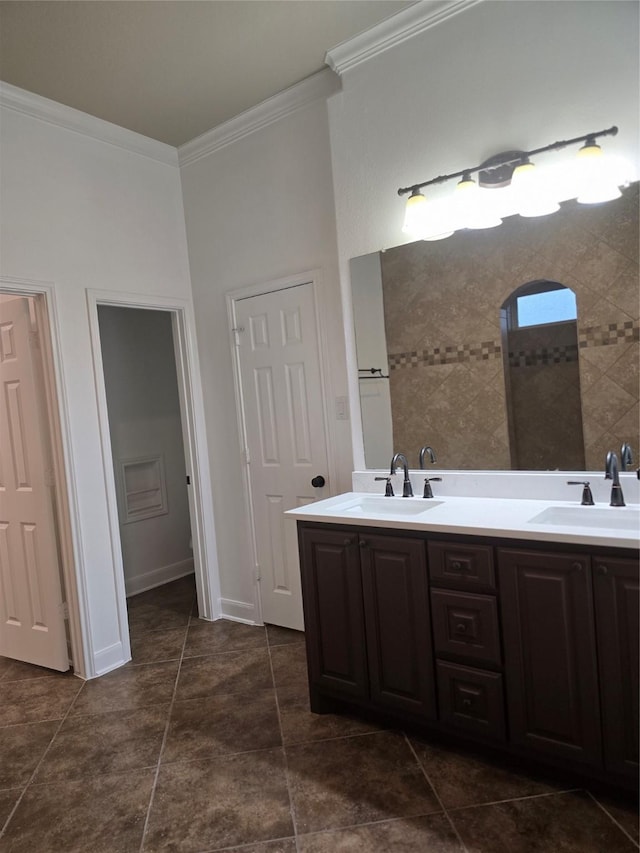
left=286, top=492, right=640, bottom=550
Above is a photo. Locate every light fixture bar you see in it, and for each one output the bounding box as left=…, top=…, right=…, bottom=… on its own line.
left=397, top=126, right=618, bottom=197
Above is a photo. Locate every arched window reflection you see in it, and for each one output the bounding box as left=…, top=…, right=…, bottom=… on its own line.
left=500, top=280, right=586, bottom=470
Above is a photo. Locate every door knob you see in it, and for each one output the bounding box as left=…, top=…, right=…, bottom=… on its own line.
left=311, top=475, right=326, bottom=488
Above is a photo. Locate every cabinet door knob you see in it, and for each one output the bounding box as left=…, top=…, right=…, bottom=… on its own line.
left=359, top=540, right=368, bottom=549
left=597, top=564, right=608, bottom=576
left=462, top=698, right=472, bottom=708
left=571, top=561, right=583, bottom=573
left=311, top=475, right=326, bottom=488
left=343, top=538, right=353, bottom=547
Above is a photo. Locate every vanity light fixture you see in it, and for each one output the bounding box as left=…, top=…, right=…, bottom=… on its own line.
left=399, top=125, right=622, bottom=240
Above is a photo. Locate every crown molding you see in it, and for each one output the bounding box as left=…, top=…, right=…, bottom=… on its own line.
left=0, top=81, right=178, bottom=166
left=178, top=68, right=340, bottom=168
left=325, top=0, right=482, bottom=76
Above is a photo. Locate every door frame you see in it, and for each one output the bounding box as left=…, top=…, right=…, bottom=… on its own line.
left=0, top=277, right=90, bottom=678
left=226, top=269, right=337, bottom=625
left=86, top=289, right=222, bottom=659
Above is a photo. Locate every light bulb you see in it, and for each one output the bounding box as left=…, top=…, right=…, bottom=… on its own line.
left=455, top=174, right=502, bottom=229
left=402, top=190, right=430, bottom=237
left=511, top=160, right=560, bottom=217
left=402, top=190, right=455, bottom=240
left=575, top=141, right=622, bottom=204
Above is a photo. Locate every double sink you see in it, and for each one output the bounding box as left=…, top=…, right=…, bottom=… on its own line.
left=330, top=494, right=640, bottom=533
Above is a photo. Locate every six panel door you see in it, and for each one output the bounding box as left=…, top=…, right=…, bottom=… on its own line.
left=0, top=295, right=69, bottom=671
left=235, top=282, right=329, bottom=630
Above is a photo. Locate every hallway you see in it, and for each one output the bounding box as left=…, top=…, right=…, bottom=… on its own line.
left=0, top=576, right=637, bottom=852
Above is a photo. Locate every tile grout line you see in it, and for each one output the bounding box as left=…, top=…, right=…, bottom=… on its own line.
left=194, top=834, right=297, bottom=853
left=137, top=591, right=196, bottom=853
left=0, top=674, right=86, bottom=840
left=444, top=786, right=583, bottom=813
left=266, top=629, right=302, bottom=853
left=404, top=734, right=470, bottom=853
left=586, top=790, right=640, bottom=849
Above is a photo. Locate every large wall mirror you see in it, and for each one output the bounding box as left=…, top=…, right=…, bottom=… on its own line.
left=351, top=183, right=639, bottom=470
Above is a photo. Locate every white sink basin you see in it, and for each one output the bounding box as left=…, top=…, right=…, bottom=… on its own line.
left=339, top=496, right=444, bottom=518
left=529, top=506, right=640, bottom=532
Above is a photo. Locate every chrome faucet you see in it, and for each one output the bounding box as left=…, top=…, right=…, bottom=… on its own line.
left=418, top=445, right=437, bottom=468
left=621, top=442, right=633, bottom=471
left=390, top=453, right=413, bottom=497
left=605, top=451, right=626, bottom=507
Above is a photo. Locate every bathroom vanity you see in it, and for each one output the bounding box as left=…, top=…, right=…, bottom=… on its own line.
left=288, top=489, right=639, bottom=792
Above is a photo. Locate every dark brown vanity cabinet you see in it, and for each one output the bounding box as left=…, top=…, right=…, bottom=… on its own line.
left=298, top=521, right=639, bottom=790
left=498, top=549, right=602, bottom=767
left=299, top=525, right=435, bottom=719
left=593, top=557, right=639, bottom=781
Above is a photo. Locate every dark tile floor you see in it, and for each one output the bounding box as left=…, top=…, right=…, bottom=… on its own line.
left=0, top=575, right=637, bottom=852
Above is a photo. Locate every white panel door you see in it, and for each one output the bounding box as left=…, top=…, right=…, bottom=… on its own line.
left=0, top=296, right=69, bottom=670
left=235, top=282, right=329, bottom=630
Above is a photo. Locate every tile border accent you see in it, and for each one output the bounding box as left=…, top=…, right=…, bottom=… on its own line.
left=389, top=340, right=502, bottom=370
left=578, top=319, right=639, bottom=348
left=388, top=320, right=639, bottom=372
left=508, top=343, right=579, bottom=368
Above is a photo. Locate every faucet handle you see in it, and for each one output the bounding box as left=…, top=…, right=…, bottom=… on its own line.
left=567, top=480, right=595, bottom=506
left=374, top=476, right=394, bottom=497
left=423, top=477, right=443, bottom=499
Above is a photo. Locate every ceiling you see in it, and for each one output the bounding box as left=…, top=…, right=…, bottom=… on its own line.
left=0, top=0, right=413, bottom=147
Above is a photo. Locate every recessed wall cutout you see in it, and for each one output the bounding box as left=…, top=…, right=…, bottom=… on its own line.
left=120, top=455, right=168, bottom=523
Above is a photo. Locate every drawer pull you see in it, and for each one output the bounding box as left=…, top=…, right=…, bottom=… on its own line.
left=462, top=698, right=473, bottom=708
left=450, top=560, right=463, bottom=571
left=456, top=623, right=467, bottom=633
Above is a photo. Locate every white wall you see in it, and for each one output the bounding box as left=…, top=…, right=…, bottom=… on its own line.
left=0, top=103, right=198, bottom=675
left=326, top=0, right=640, bottom=467
left=180, top=96, right=350, bottom=616
left=98, top=306, right=193, bottom=595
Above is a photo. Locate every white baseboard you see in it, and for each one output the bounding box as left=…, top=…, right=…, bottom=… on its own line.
left=219, top=597, right=257, bottom=625
left=125, top=559, right=194, bottom=598
left=92, top=641, right=127, bottom=678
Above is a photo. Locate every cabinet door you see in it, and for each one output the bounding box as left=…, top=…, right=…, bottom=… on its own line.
left=299, top=526, right=368, bottom=700
left=498, top=549, right=601, bottom=767
left=360, top=533, right=435, bottom=718
left=593, top=557, right=639, bottom=780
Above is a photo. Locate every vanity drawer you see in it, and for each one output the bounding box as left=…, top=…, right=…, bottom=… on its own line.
left=436, top=660, right=506, bottom=742
left=431, top=589, right=502, bottom=668
left=428, top=542, right=495, bottom=590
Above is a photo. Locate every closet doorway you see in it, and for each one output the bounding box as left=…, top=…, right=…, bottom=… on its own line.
left=88, top=290, right=221, bottom=667
left=97, top=306, right=194, bottom=600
